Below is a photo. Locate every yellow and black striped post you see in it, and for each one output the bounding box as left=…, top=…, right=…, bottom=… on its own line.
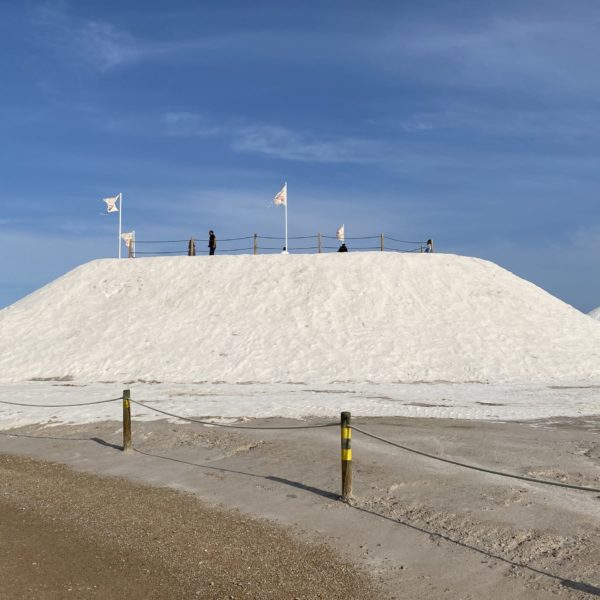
left=341, top=411, right=352, bottom=500
left=122, top=389, right=132, bottom=452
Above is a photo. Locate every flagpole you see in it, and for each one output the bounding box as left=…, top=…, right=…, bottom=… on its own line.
left=118, top=192, right=122, bottom=259
left=284, top=182, right=288, bottom=253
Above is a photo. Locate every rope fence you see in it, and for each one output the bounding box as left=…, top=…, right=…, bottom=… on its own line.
left=133, top=233, right=434, bottom=257
left=2, top=394, right=597, bottom=496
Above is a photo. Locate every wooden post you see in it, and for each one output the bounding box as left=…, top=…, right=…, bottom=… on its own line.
left=380, top=233, right=384, bottom=252
left=318, top=232, right=322, bottom=254
left=122, top=389, right=131, bottom=451
left=341, top=411, right=352, bottom=500
left=254, top=233, right=258, bottom=255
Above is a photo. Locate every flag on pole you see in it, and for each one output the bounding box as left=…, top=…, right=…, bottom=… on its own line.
left=103, top=195, right=119, bottom=213
left=121, top=231, right=134, bottom=248
left=273, top=183, right=287, bottom=206
left=336, top=224, right=345, bottom=241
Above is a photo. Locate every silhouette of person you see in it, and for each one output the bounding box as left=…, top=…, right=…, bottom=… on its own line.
left=338, top=243, right=348, bottom=252
left=208, top=230, right=217, bottom=255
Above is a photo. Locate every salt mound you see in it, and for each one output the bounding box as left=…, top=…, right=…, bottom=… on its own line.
left=2, top=253, right=600, bottom=384
left=589, top=306, right=600, bottom=320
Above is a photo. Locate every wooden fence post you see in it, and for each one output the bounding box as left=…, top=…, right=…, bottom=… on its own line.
left=122, top=389, right=131, bottom=451
left=318, top=232, right=322, bottom=253
left=380, top=233, right=384, bottom=252
left=254, top=233, right=258, bottom=255
left=341, top=411, right=352, bottom=500
left=188, top=238, right=196, bottom=256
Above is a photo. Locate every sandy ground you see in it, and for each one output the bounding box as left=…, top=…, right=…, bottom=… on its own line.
left=0, top=415, right=599, bottom=599
left=0, top=454, right=375, bottom=599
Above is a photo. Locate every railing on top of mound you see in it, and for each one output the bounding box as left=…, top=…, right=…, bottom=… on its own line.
left=132, top=234, right=433, bottom=257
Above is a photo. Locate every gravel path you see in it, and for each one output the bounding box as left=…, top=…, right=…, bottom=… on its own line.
left=0, top=454, right=378, bottom=599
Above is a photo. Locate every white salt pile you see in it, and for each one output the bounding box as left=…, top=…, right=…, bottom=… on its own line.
left=1, top=253, right=599, bottom=385
left=588, top=306, right=600, bottom=320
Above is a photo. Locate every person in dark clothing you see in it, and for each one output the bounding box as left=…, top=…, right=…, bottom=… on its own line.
left=208, top=230, right=216, bottom=255
left=338, top=243, right=348, bottom=252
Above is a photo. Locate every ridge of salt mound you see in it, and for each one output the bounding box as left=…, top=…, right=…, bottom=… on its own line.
left=588, top=306, right=600, bottom=320
left=2, top=253, right=600, bottom=384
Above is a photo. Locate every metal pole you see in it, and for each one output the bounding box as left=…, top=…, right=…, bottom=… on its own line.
left=341, top=411, right=352, bottom=500
left=284, top=182, right=288, bottom=253
left=122, top=389, right=131, bottom=451
left=118, top=193, right=123, bottom=259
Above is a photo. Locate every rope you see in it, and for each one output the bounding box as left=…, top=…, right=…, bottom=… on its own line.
left=351, top=426, right=600, bottom=493
left=322, top=235, right=379, bottom=240
left=217, top=247, right=254, bottom=253
left=130, top=399, right=337, bottom=430
left=136, top=240, right=189, bottom=244
left=384, top=236, right=426, bottom=244
left=0, top=397, right=122, bottom=408
left=134, top=251, right=187, bottom=255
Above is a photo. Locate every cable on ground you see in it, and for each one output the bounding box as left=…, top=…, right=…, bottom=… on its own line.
left=351, top=425, right=600, bottom=493
left=0, top=397, right=123, bottom=408
left=130, top=399, right=337, bottom=430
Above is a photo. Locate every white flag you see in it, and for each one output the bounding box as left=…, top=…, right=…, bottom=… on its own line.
left=121, top=231, right=134, bottom=248
left=273, top=183, right=287, bottom=206
left=103, top=195, right=119, bottom=213
left=336, top=224, right=345, bottom=241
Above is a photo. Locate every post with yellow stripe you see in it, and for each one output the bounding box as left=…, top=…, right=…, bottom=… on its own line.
left=122, top=389, right=132, bottom=452
left=341, top=411, right=352, bottom=500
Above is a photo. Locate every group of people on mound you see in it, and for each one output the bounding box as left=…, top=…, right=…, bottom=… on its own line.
left=188, top=232, right=432, bottom=256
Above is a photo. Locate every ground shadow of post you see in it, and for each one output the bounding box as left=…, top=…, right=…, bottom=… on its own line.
left=350, top=504, right=600, bottom=597
left=2, top=435, right=596, bottom=596
left=129, top=448, right=600, bottom=597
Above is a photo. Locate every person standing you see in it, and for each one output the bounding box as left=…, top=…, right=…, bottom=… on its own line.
left=208, top=230, right=217, bottom=255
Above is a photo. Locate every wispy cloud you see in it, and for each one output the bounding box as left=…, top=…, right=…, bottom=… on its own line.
left=29, top=1, right=212, bottom=71
left=371, top=15, right=600, bottom=96
left=386, top=105, right=600, bottom=139
left=163, top=112, right=222, bottom=137
left=232, top=125, right=380, bottom=163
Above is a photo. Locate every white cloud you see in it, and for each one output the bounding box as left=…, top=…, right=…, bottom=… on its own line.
left=232, top=125, right=380, bottom=163
left=29, top=2, right=213, bottom=72
left=163, top=112, right=221, bottom=137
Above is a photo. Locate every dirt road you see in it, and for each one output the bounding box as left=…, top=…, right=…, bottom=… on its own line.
left=1, top=415, right=599, bottom=599
left=0, top=453, right=376, bottom=599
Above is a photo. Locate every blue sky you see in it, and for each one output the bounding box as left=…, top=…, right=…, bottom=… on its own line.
left=1, top=0, right=599, bottom=311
